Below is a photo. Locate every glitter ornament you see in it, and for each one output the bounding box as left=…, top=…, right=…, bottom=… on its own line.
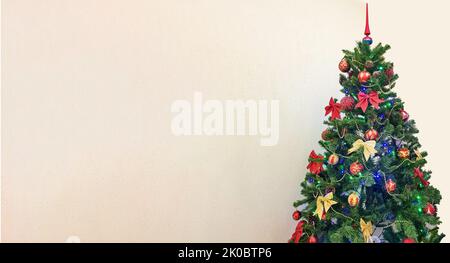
left=397, top=148, right=410, bottom=159
left=339, top=58, right=350, bottom=72
left=328, top=154, right=340, bottom=165
left=348, top=192, right=360, bottom=207
left=364, top=129, right=378, bottom=140
left=350, top=161, right=364, bottom=175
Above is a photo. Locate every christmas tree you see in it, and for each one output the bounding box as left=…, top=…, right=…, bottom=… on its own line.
left=290, top=4, right=444, bottom=243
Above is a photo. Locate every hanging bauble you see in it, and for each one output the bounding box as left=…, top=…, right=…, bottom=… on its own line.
left=385, top=179, right=397, bottom=193
left=385, top=67, right=394, bottom=79
left=348, top=192, right=360, bottom=207
left=307, top=235, right=318, bottom=243
left=292, top=210, right=302, bottom=220
left=339, top=58, right=350, bottom=72
left=364, top=129, right=378, bottom=140
left=372, top=71, right=382, bottom=78
left=364, top=60, right=374, bottom=69
left=400, top=109, right=409, bottom=121
left=328, top=154, right=339, bottom=165
left=424, top=203, right=436, bottom=215
left=350, top=161, right=364, bottom=175
left=362, top=36, right=373, bottom=45
left=358, top=70, right=371, bottom=84
left=340, top=96, right=355, bottom=110
left=403, top=238, right=415, bottom=243
left=321, top=129, right=332, bottom=141
left=397, top=148, right=410, bottom=159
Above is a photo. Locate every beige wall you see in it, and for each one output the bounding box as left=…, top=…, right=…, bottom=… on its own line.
left=2, top=0, right=449, bottom=242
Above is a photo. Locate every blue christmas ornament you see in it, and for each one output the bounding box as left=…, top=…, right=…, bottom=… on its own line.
left=363, top=36, right=373, bottom=45
left=307, top=177, right=314, bottom=184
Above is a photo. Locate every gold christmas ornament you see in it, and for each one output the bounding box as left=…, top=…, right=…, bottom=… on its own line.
left=348, top=192, right=360, bottom=207
left=328, top=154, right=340, bottom=165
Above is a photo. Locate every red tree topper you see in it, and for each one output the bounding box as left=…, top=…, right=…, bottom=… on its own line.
left=355, top=91, right=384, bottom=112
left=307, top=150, right=324, bottom=175
left=325, top=98, right=342, bottom=120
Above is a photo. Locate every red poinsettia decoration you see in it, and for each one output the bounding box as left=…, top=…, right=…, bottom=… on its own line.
left=290, top=220, right=305, bottom=243
left=414, top=167, right=429, bottom=187
left=325, top=98, right=342, bottom=120
left=307, top=150, right=324, bottom=175
left=355, top=91, right=384, bottom=112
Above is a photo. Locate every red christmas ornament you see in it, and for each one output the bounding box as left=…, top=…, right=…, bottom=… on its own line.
left=328, top=154, right=339, bottom=165
left=386, top=68, right=394, bottom=79
left=350, top=161, right=364, bottom=175
left=340, top=96, right=355, bottom=110
left=290, top=220, right=305, bottom=243
left=355, top=91, right=384, bottom=112
left=403, top=238, right=415, bottom=243
left=364, top=129, right=378, bottom=140
left=400, top=109, right=409, bottom=121
left=292, top=210, right=302, bottom=221
left=424, top=203, right=436, bottom=215
left=385, top=179, right=397, bottom=193
left=358, top=70, right=371, bottom=83
left=325, top=98, right=342, bottom=120
left=397, top=148, right=410, bottom=159
left=339, top=58, right=350, bottom=72
left=307, top=235, right=318, bottom=243
left=306, top=150, right=324, bottom=175
left=413, top=167, right=429, bottom=187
